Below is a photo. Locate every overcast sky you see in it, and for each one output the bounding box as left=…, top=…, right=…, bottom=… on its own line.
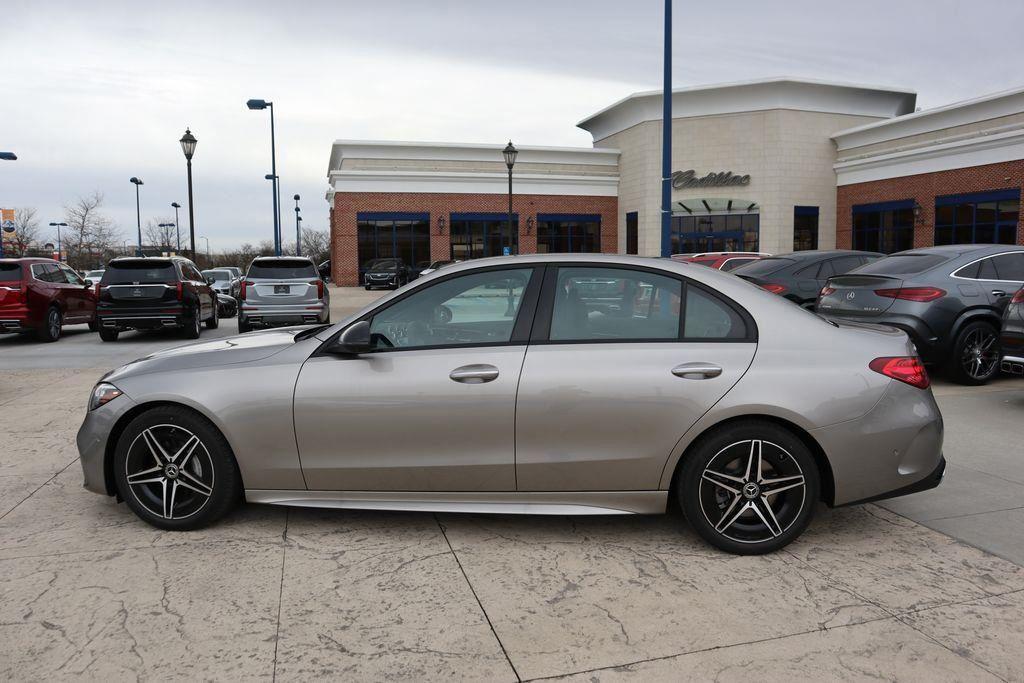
left=3, top=0, right=1023, bottom=251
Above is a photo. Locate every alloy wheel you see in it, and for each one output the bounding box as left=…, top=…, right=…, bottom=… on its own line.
left=960, top=327, right=998, bottom=380
left=48, top=309, right=61, bottom=339
left=698, top=439, right=806, bottom=544
left=124, top=424, right=215, bottom=520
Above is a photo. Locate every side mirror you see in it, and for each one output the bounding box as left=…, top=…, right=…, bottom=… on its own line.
left=329, top=320, right=373, bottom=355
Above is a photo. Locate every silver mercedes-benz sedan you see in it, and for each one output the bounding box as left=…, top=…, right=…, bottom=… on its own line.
left=77, top=254, right=944, bottom=554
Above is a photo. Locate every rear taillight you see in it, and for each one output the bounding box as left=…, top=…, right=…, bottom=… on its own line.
left=820, top=286, right=835, bottom=297
left=175, top=281, right=184, bottom=301
left=760, top=283, right=787, bottom=295
left=311, top=280, right=324, bottom=299
left=1012, top=289, right=1024, bottom=304
left=2, top=285, right=25, bottom=304
left=869, top=356, right=930, bottom=389
left=94, top=283, right=101, bottom=298
left=874, top=287, right=946, bottom=302
left=240, top=280, right=253, bottom=300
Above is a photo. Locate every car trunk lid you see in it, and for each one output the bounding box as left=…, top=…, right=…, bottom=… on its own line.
left=249, top=279, right=319, bottom=303
left=817, top=274, right=903, bottom=317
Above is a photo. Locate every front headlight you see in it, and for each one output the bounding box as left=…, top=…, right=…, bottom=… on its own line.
left=89, top=382, right=123, bottom=411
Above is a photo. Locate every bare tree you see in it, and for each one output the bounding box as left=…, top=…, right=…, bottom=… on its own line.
left=62, top=192, right=123, bottom=270
left=10, top=207, right=41, bottom=256
left=300, top=227, right=331, bottom=264
left=143, top=218, right=178, bottom=253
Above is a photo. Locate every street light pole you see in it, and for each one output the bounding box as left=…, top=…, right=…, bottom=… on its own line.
left=48, top=222, right=68, bottom=261
left=660, top=0, right=673, bottom=257
left=1, top=153, right=16, bottom=256
left=246, top=99, right=281, bottom=255
left=293, top=194, right=301, bottom=256
left=179, top=129, right=198, bottom=261
left=171, top=202, right=182, bottom=252
left=200, top=236, right=210, bottom=264
left=502, top=141, right=518, bottom=256
left=129, top=177, right=144, bottom=256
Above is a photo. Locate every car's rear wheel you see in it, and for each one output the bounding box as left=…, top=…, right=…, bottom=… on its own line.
left=113, top=406, right=241, bottom=530
left=238, top=316, right=252, bottom=333
left=206, top=300, right=219, bottom=329
left=947, top=320, right=1000, bottom=385
left=182, top=305, right=202, bottom=339
left=88, top=320, right=100, bottom=332
left=99, top=327, right=119, bottom=342
left=37, top=306, right=62, bottom=343
left=679, top=420, right=819, bottom=555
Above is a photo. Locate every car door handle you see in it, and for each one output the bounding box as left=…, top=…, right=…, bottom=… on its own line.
left=671, top=362, right=723, bottom=379
left=992, top=290, right=1007, bottom=297
left=449, top=364, right=500, bottom=384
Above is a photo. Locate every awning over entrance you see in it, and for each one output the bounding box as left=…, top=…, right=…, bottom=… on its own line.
left=674, top=198, right=759, bottom=215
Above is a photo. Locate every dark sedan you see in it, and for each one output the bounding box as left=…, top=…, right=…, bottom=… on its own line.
left=817, top=245, right=1024, bottom=385
left=732, top=250, right=882, bottom=307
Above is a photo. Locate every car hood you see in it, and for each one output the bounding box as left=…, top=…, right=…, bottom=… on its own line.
left=105, top=328, right=303, bottom=381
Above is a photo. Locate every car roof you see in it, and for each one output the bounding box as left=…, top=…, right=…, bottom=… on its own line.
left=0, top=257, right=57, bottom=264
left=252, top=256, right=313, bottom=263
left=764, top=249, right=880, bottom=260
left=890, top=244, right=1024, bottom=258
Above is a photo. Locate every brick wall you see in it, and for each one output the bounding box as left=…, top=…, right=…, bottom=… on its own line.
left=330, top=192, right=618, bottom=285
left=836, top=160, right=1024, bottom=249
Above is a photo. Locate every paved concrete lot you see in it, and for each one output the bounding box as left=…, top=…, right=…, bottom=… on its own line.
left=1, top=285, right=1023, bottom=680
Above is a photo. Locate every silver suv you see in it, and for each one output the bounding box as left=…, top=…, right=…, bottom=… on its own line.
left=238, top=256, right=330, bottom=333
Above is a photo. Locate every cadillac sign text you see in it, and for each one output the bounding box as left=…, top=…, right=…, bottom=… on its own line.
left=671, top=169, right=751, bottom=189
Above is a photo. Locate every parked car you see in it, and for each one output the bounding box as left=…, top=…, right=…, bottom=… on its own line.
left=83, top=269, right=106, bottom=286
left=0, top=257, right=97, bottom=342
left=95, top=256, right=218, bottom=342
left=363, top=258, right=410, bottom=290
left=221, top=266, right=243, bottom=280
left=732, top=250, right=882, bottom=307
left=77, top=254, right=944, bottom=555
left=672, top=252, right=769, bottom=272
left=202, top=268, right=239, bottom=297
left=817, top=245, right=1024, bottom=385
left=419, top=259, right=460, bottom=277
left=1001, top=286, right=1024, bottom=376
left=317, top=260, right=331, bottom=282
left=238, top=256, right=330, bottom=333
left=216, top=293, right=238, bottom=319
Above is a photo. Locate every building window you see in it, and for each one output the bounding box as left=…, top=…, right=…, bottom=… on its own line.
left=356, top=213, right=431, bottom=275
left=851, top=201, right=914, bottom=254
left=670, top=212, right=759, bottom=254
left=536, top=214, right=601, bottom=254
left=449, top=213, right=518, bottom=260
left=626, top=212, right=638, bottom=254
left=935, top=189, right=1020, bottom=246
left=793, top=206, right=819, bottom=251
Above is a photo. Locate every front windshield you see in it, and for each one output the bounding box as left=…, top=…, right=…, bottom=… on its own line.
left=367, top=259, right=400, bottom=271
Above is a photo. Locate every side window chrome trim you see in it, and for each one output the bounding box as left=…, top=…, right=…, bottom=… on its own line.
left=950, top=251, right=1024, bottom=283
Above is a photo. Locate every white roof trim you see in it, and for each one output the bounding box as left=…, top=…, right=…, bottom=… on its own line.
left=329, top=169, right=619, bottom=197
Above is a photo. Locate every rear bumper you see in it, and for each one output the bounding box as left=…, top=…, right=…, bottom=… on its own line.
left=0, top=305, right=36, bottom=332
left=240, top=302, right=327, bottom=327
left=0, top=318, right=32, bottom=333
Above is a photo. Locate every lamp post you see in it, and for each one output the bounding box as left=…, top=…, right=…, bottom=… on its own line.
left=200, top=236, right=210, bottom=264
left=129, top=177, right=144, bottom=256
left=660, top=0, right=673, bottom=257
left=0, top=152, right=16, bottom=161
left=502, top=141, right=518, bottom=256
left=48, top=222, right=68, bottom=261
left=293, top=194, right=302, bottom=256
left=171, top=202, right=182, bottom=252
left=247, top=99, right=281, bottom=255
left=179, top=129, right=198, bottom=260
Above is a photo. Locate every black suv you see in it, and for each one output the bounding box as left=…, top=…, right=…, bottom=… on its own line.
left=731, top=250, right=882, bottom=307
left=817, top=245, right=1024, bottom=385
left=363, top=258, right=411, bottom=290
left=95, top=257, right=218, bottom=342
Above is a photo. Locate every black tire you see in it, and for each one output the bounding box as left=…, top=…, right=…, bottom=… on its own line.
left=88, top=320, right=100, bottom=332
left=99, top=327, right=119, bottom=342
left=678, top=420, right=819, bottom=555
left=365, top=285, right=372, bottom=291
left=947, top=320, right=1000, bottom=386
left=36, top=306, right=62, bottom=343
left=237, top=316, right=252, bottom=334
left=182, top=305, right=202, bottom=339
left=113, top=405, right=241, bottom=531
left=206, top=300, right=219, bottom=329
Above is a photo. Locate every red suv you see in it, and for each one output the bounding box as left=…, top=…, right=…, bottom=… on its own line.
left=0, top=258, right=98, bottom=342
left=671, top=252, right=769, bottom=271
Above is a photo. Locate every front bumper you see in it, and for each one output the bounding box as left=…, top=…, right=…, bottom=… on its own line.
left=77, top=390, right=138, bottom=496
left=240, top=301, right=327, bottom=327
left=365, top=274, right=399, bottom=287
left=812, top=378, right=944, bottom=507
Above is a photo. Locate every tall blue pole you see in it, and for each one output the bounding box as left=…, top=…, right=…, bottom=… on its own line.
left=660, top=0, right=673, bottom=257
left=269, top=104, right=281, bottom=256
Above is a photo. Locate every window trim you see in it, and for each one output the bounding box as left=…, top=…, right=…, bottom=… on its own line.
left=950, top=251, right=1024, bottom=284
left=529, top=262, right=757, bottom=345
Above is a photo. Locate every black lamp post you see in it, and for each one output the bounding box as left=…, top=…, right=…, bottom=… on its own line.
left=247, top=99, right=281, bottom=255
left=129, top=177, right=144, bottom=256
left=48, top=222, right=68, bottom=261
left=171, top=202, right=182, bottom=252
left=293, top=194, right=301, bottom=256
left=502, top=141, right=518, bottom=256
left=0, top=152, right=16, bottom=161
left=200, top=235, right=210, bottom=263
left=179, top=129, right=198, bottom=260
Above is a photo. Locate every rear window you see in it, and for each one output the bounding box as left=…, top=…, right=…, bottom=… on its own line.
left=248, top=259, right=316, bottom=279
left=203, top=270, right=231, bottom=281
left=101, top=261, right=178, bottom=284
left=366, top=259, right=400, bottom=271
left=0, top=263, right=21, bottom=282
left=857, top=254, right=950, bottom=275
left=732, top=257, right=795, bottom=276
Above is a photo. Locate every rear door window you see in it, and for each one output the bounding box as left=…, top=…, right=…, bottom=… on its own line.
left=992, top=253, right=1024, bottom=281
left=102, top=261, right=178, bottom=284
left=977, top=258, right=999, bottom=281
left=248, top=260, right=317, bottom=279
left=0, top=263, right=22, bottom=282
left=683, top=286, right=748, bottom=339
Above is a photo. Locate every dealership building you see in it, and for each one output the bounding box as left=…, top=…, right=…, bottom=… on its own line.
left=326, top=77, right=1024, bottom=285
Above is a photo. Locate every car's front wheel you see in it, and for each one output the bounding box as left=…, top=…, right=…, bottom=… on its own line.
left=37, top=306, right=62, bottom=342
left=679, top=420, right=819, bottom=555
left=947, top=320, right=1000, bottom=385
left=113, top=406, right=241, bottom=530
left=206, top=300, right=219, bottom=329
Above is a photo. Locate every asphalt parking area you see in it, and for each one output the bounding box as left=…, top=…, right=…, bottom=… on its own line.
left=1, top=286, right=1023, bottom=680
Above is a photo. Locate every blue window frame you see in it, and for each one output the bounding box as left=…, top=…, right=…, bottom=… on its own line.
left=793, top=206, right=819, bottom=251
left=536, top=213, right=601, bottom=253
left=449, top=213, right=518, bottom=260
left=935, top=189, right=1019, bottom=246
left=356, top=212, right=431, bottom=274
left=852, top=200, right=914, bottom=254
